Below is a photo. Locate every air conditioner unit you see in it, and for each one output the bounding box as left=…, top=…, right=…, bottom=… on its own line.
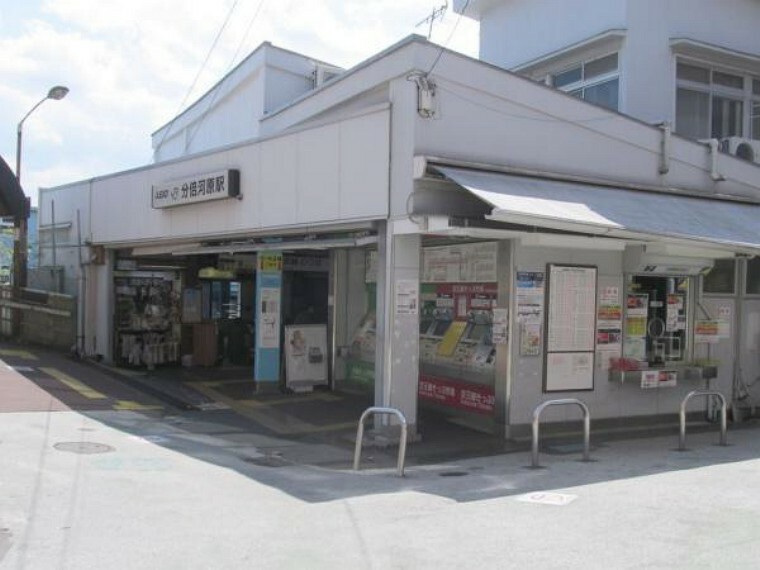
left=623, top=245, right=714, bottom=276
left=719, top=137, right=760, bottom=163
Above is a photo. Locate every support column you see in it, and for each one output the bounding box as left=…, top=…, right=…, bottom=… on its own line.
left=375, top=222, right=420, bottom=437
left=254, top=252, right=283, bottom=391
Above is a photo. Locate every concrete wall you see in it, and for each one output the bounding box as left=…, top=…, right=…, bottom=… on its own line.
left=18, top=290, right=76, bottom=350
left=474, top=0, right=760, bottom=125
left=508, top=244, right=734, bottom=429
left=477, top=0, right=627, bottom=69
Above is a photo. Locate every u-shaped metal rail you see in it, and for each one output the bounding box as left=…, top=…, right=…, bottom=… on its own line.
left=532, top=399, right=591, bottom=468
left=679, top=390, right=728, bottom=450
left=353, top=407, right=408, bottom=477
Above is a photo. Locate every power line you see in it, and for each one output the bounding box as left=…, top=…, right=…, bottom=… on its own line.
left=185, top=0, right=268, bottom=150
left=155, top=0, right=241, bottom=156
left=427, top=0, right=470, bottom=75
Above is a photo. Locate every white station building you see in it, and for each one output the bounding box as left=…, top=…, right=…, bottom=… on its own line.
left=39, top=0, right=760, bottom=438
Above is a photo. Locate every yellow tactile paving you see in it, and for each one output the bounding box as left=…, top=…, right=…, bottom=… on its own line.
left=112, top=400, right=163, bottom=411
left=0, top=349, right=38, bottom=360
left=192, top=383, right=353, bottom=436
left=40, top=367, right=108, bottom=400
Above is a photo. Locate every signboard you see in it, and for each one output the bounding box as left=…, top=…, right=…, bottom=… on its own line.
left=395, top=279, right=419, bottom=315
left=284, top=324, right=328, bottom=390
left=544, top=264, right=597, bottom=392
left=152, top=169, right=240, bottom=209
left=422, top=242, right=498, bottom=283
left=258, top=252, right=284, bottom=272
left=418, top=374, right=495, bottom=415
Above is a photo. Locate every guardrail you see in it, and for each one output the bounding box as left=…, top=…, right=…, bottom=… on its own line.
left=353, top=407, right=408, bottom=477
left=679, top=390, right=728, bottom=451
left=532, top=399, right=591, bottom=468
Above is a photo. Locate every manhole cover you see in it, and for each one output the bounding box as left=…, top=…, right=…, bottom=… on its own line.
left=54, top=442, right=115, bottom=454
left=439, top=470, right=469, bottom=477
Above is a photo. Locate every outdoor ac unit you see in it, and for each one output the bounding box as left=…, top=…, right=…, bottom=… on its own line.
left=719, top=137, right=760, bottom=163
left=623, top=245, right=714, bottom=276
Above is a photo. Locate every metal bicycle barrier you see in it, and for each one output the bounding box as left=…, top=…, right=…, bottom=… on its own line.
left=353, top=407, right=408, bottom=477
left=678, top=390, right=728, bottom=451
left=532, top=399, right=591, bottom=468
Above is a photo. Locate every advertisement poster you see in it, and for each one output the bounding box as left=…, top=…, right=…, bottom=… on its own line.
left=694, top=319, right=730, bottom=344
left=395, top=279, right=419, bottom=315
left=626, top=293, right=649, bottom=317
left=258, top=287, right=281, bottom=348
left=422, top=242, right=498, bottom=283
left=284, top=325, right=328, bottom=389
left=596, top=284, right=622, bottom=370
left=521, top=323, right=542, bottom=356
left=492, top=308, right=509, bottom=345
left=545, top=352, right=594, bottom=392
left=641, top=370, right=677, bottom=389
left=418, top=374, right=495, bottom=415
left=516, top=271, right=544, bottom=356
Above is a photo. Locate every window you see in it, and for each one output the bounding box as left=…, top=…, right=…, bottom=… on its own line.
left=676, top=61, right=760, bottom=141
left=551, top=53, right=619, bottom=111
left=702, top=259, right=736, bottom=294
left=746, top=257, right=760, bottom=295
left=624, top=275, right=690, bottom=365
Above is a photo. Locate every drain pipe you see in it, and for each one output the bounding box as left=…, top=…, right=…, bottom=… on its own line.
left=657, top=122, right=671, bottom=175
left=707, top=139, right=726, bottom=182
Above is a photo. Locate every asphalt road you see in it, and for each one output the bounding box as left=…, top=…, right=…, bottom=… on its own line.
left=3, top=344, right=760, bottom=569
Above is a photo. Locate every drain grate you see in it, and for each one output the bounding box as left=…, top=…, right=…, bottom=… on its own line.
left=54, top=442, right=115, bottom=454
left=241, top=455, right=290, bottom=468
left=438, top=470, right=469, bottom=477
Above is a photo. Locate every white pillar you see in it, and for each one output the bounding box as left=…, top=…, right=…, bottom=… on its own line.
left=375, top=222, right=420, bottom=435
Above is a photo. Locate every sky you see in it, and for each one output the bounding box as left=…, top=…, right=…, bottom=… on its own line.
left=0, top=0, right=479, bottom=206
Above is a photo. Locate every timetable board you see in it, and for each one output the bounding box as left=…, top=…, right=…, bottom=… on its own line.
left=544, top=264, right=597, bottom=392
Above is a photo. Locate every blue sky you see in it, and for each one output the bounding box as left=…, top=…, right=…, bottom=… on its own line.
left=0, top=0, right=478, bottom=206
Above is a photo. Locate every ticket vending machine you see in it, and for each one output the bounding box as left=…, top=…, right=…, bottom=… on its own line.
left=418, top=283, right=498, bottom=418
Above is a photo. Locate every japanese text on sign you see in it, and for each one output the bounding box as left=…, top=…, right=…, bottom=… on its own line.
left=152, top=169, right=240, bottom=209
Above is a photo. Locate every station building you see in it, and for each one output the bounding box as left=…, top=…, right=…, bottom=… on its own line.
left=39, top=0, right=760, bottom=438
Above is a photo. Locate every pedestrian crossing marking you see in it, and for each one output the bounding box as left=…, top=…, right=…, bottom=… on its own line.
left=113, top=400, right=163, bottom=411
left=40, top=367, right=108, bottom=400
left=0, top=349, right=38, bottom=360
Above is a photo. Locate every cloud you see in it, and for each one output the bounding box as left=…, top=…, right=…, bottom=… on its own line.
left=0, top=0, right=479, bottom=205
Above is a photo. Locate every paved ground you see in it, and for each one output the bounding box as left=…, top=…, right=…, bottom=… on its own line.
left=3, top=343, right=760, bottom=568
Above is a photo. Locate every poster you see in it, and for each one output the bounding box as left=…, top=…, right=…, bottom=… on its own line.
left=545, top=352, right=594, bottom=392
left=422, top=242, right=498, bottom=283
left=694, top=319, right=730, bottom=344
left=641, top=370, right=677, bottom=389
left=546, top=265, right=597, bottom=353
left=596, top=283, right=622, bottom=369
left=284, top=324, right=328, bottom=389
left=258, top=287, right=281, bottom=348
left=516, top=271, right=545, bottom=356
left=520, top=323, right=542, bottom=356
left=492, top=308, right=508, bottom=345
left=544, top=265, right=597, bottom=391
left=418, top=374, right=495, bottom=415
left=395, top=280, right=419, bottom=315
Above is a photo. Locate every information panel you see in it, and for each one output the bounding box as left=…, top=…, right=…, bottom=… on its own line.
left=544, top=264, right=597, bottom=392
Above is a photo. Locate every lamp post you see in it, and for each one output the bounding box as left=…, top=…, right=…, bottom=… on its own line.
left=13, top=85, right=69, bottom=295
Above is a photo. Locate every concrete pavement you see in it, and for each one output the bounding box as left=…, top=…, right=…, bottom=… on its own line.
left=3, top=347, right=760, bottom=568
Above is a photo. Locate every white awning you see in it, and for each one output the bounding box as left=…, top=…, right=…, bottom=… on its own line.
left=437, top=166, right=760, bottom=253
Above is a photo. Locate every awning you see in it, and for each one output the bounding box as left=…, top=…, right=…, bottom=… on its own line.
left=0, top=155, right=27, bottom=219
left=437, top=166, right=760, bottom=253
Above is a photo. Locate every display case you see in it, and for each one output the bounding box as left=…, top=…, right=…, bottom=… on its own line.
left=114, top=273, right=180, bottom=367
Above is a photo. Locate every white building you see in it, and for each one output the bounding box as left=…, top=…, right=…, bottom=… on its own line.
left=455, top=0, right=760, bottom=150
left=39, top=3, right=760, bottom=440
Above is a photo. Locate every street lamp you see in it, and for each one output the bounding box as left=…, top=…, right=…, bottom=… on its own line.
left=16, top=85, right=69, bottom=184
left=13, top=85, right=69, bottom=296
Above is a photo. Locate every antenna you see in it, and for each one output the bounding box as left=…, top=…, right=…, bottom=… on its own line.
left=416, top=2, right=448, bottom=39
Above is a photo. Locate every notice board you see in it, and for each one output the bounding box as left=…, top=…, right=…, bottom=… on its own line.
left=544, top=264, right=597, bottom=392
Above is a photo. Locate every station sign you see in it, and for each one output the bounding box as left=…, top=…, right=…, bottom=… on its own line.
left=152, top=169, right=240, bottom=209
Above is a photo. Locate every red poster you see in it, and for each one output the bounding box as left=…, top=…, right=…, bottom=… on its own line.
left=418, top=374, right=495, bottom=415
